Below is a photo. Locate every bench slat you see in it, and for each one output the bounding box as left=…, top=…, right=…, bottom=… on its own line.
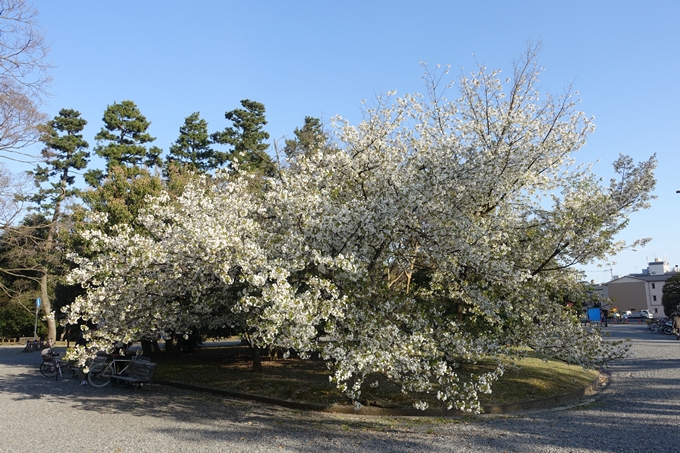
left=110, top=360, right=157, bottom=387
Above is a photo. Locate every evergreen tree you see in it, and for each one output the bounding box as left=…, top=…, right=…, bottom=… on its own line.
left=34, top=109, right=90, bottom=339
left=0, top=297, right=43, bottom=338
left=662, top=274, right=680, bottom=316
left=212, top=99, right=274, bottom=175
left=283, top=116, right=328, bottom=160
left=80, top=166, right=163, bottom=234
left=30, top=109, right=89, bottom=212
left=12, top=108, right=90, bottom=340
left=85, top=100, right=161, bottom=186
left=167, top=112, right=227, bottom=174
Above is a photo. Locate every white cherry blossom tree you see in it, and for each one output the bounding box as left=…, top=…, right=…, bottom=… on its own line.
left=64, top=46, right=655, bottom=413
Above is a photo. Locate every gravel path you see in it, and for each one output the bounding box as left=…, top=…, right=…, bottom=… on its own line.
left=1, top=323, right=678, bottom=452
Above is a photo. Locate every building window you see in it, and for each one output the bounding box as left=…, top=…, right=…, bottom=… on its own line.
left=653, top=295, right=657, bottom=301
left=652, top=283, right=656, bottom=289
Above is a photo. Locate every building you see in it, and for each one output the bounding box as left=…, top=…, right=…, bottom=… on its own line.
left=604, top=259, right=679, bottom=316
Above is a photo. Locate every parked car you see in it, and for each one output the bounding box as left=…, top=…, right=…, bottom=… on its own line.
left=626, top=310, right=653, bottom=319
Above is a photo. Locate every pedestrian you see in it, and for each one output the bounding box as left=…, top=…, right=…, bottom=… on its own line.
left=601, top=308, right=609, bottom=327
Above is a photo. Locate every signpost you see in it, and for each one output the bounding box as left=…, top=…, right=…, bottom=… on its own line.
left=33, top=297, right=41, bottom=340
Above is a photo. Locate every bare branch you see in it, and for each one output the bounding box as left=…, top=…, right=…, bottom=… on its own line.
left=0, top=0, right=52, bottom=159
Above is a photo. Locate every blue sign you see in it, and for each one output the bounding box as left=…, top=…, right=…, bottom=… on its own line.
left=36, top=297, right=41, bottom=307
left=587, top=307, right=601, bottom=323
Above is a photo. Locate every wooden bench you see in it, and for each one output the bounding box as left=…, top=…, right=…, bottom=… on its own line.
left=22, top=338, right=45, bottom=352
left=72, top=354, right=108, bottom=379
left=110, top=357, right=157, bottom=389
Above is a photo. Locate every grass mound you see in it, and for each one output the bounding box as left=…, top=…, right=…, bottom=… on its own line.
left=154, top=344, right=598, bottom=410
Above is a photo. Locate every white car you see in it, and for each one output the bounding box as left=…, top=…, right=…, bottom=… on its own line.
left=626, top=310, right=653, bottom=319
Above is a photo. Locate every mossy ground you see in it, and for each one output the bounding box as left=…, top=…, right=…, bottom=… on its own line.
left=154, top=344, right=598, bottom=409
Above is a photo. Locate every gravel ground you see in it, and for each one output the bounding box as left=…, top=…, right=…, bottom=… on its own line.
left=1, top=323, right=678, bottom=453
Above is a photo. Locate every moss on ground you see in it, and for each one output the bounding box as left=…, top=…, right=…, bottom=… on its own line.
left=154, top=345, right=598, bottom=410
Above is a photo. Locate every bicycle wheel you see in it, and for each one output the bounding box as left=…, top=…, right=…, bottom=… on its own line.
left=87, top=363, right=113, bottom=388
left=40, top=361, right=56, bottom=378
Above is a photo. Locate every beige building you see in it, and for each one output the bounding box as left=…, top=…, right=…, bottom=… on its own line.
left=604, top=259, right=679, bottom=316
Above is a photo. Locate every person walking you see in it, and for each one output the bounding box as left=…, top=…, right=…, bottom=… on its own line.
left=601, top=308, right=609, bottom=327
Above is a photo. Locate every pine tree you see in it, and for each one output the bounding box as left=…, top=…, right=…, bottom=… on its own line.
left=30, top=109, right=89, bottom=211
left=283, top=116, right=328, bottom=160
left=85, top=100, right=161, bottom=186
left=14, top=108, right=89, bottom=340
left=167, top=112, right=227, bottom=174
left=212, top=99, right=274, bottom=175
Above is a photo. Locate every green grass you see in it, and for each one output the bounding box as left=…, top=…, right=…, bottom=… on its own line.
left=154, top=345, right=598, bottom=410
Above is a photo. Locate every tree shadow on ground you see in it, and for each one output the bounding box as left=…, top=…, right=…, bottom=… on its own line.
left=3, top=344, right=680, bottom=453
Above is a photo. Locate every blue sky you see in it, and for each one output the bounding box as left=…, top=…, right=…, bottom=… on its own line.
left=15, top=0, right=680, bottom=283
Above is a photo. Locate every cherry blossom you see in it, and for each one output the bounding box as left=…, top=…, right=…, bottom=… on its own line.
left=64, top=49, right=655, bottom=412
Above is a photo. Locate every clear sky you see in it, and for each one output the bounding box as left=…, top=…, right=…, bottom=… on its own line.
left=15, top=0, right=680, bottom=284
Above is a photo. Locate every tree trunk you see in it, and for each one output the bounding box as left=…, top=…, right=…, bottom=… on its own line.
left=165, top=335, right=175, bottom=354
left=40, top=273, right=56, bottom=341
left=251, top=346, right=263, bottom=372
left=141, top=339, right=154, bottom=357
left=39, top=164, right=70, bottom=343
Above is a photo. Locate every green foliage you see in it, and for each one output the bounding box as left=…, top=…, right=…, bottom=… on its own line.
left=17, top=109, right=92, bottom=340
left=284, top=116, right=328, bottom=160
left=29, top=108, right=89, bottom=213
left=85, top=100, right=161, bottom=186
left=0, top=300, right=42, bottom=338
left=545, top=273, right=597, bottom=313
left=662, top=274, right=680, bottom=316
left=79, top=101, right=165, bottom=237
left=167, top=112, right=227, bottom=174
left=80, top=166, right=163, bottom=234
left=163, top=164, right=204, bottom=197
left=212, top=99, right=274, bottom=175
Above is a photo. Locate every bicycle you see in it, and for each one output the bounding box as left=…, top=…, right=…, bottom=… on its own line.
left=39, top=348, right=63, bottom=380
left=648, top=317, right=670, bottom=334
left=87, top=353, right=148, bottom=388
